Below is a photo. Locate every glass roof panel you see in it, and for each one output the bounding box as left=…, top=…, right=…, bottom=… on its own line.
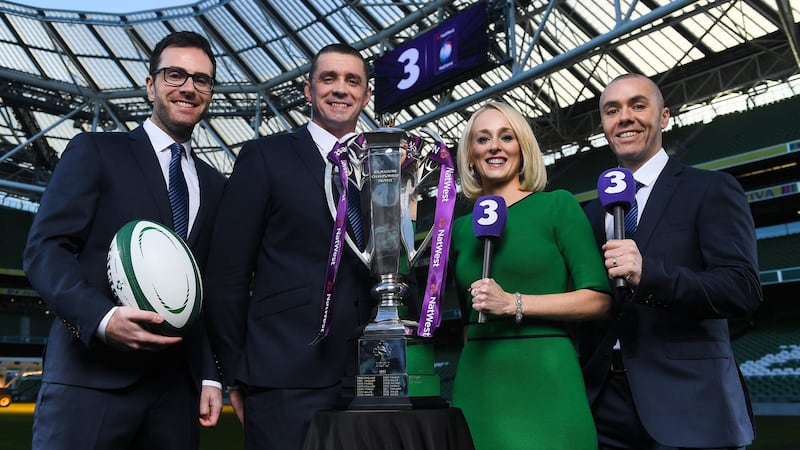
left=79, top=56, right=134, bottom=90
left=0, top=0, right=797, bottom=206
left=265, top=38, right=307, bottom=74
left=51, top=22, right=109, bottom=57
left=6, top=13, right=52, bottom=49
left=0, top=14, right=15, bottom=40
left=166, top=17, right=207, bottom=37
left=30, top=49, right=78, bottom=83
left=358, top=2, right=406, bottom=28
left=272, top=0, right=316, bottom=27
left=0, top=42, right=38, bottom=73
left=132, top=21, right=173, bottom=50
left=95, top=26, right=145, bottom=61
left=118, top=60, right=148, bottom=87
left=570, top=0, right=618, bottom=32
left=230, top=0, right=283, bottom=42
left=296, top=23, right=338, bottom=55
left=236, top=48, right=281, bottom=82
left=320, top=8, right=374, bottom=43
left=204, top=7, right=257, bottom=51
left=215, top=55, right=251, bottom=85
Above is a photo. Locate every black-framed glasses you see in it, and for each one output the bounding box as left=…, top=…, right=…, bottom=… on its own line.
left=151, top=67, right=215, bottom=93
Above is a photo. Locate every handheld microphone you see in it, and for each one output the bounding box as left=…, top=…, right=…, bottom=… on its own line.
left=472, top=195, right=507, bottom=324
left=597, top=168, right=637, bottom=288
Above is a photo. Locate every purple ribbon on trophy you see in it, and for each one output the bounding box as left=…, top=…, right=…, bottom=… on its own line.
left=312, top=138, right=364, bottom=344
left=416, top=139, right=456, bottom=338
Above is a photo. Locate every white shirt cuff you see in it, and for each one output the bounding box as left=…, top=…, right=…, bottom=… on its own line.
left=96, top=306, right=119, bottom=343
left=202, top=380, right=223, bottom=390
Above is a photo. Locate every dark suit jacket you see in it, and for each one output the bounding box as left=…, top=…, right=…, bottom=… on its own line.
left=204, top=125, right=374, bottom=389
left=23, top=127, right=225, bottom=390
left=580, top=157, right=761, bottom=448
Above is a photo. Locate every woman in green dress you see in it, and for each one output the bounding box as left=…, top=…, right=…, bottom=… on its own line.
left=451, top=102, right=610, bottom=449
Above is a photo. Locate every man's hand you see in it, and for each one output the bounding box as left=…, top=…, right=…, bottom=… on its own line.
left=603, top=239, right=643, bottom=287
left=104, top=306, right=182, bottom=351
left=199, top=385, right=223, bottom=428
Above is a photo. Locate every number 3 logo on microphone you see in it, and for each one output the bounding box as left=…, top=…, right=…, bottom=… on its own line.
left=473, top=195, right=507, bottom=238
left=602, top=169, right=631, bottom=195
left=477, top=197, right=500, bottom=226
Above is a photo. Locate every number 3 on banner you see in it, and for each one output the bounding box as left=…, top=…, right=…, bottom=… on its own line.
left=397, top=48, right=420, bottom=90
left=476, top=198, right=499, bottom=226
left=602, top=169, right=630, bottom=195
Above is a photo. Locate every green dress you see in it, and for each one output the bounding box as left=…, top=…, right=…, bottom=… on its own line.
left=451, top=190, right=607, bottom=450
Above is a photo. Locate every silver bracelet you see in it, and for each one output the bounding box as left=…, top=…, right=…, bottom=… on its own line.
left=514, top=292, right=523, bottom=324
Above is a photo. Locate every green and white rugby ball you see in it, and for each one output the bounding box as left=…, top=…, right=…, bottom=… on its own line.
left=107, top=220, right=202, bottom=336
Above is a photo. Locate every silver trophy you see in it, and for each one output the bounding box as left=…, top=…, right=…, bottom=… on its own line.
left=320, top=126, right=456, bottom=409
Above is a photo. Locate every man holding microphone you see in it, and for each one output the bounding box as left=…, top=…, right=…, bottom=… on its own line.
left=580, top=73, right=761, bottom=450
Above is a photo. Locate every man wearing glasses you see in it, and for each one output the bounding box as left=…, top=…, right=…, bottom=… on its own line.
left=24, top=31, right=225, bottom=450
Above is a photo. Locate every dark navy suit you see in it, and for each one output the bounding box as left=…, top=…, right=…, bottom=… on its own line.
left=579, top=157, right=761, bottom=448
left=24, top=127, right=224, bottom=449
left=204, top=125, right=374, bottom=450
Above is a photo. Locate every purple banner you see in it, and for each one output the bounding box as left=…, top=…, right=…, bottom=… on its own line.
left=417, top=141, right=456, bottom=338
left=311, top=141, right=352, bottom=345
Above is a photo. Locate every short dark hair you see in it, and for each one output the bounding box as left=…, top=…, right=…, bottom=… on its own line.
left=308, top=43, right=368, bottom=80
left=149, top=31, right=216, bottom=77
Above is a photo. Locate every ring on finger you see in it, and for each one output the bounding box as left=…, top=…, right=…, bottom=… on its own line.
left=612, top=258, right=618, bottom=267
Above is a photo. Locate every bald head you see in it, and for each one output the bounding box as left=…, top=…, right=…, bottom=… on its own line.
left=600, top=73, right=665, bottom=112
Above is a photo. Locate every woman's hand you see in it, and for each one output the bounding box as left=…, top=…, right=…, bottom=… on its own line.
left=469, top=278, right=515, bottom=317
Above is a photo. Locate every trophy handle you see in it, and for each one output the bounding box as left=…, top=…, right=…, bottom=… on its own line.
left=401, top=127, right=447, bottom=267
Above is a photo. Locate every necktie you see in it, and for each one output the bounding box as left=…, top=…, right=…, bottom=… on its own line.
left=168, top=143, right=189, bottom=240
left=347, top=183, right=364, bottom=247
left=624, top=181, right=644, bottom=238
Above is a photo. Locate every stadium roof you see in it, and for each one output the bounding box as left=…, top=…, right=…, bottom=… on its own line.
left=1, top=0, right=799, bottom=210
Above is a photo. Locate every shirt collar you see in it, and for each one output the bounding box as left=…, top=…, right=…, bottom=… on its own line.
left=306, top=121, right=339, bottom=159
left=632, top=149, right=668, bottom=187
left=143, top=118, right=191, bottom=154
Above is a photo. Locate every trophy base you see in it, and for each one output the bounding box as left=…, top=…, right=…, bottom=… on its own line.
left=339, top=333, right=448, bottom=410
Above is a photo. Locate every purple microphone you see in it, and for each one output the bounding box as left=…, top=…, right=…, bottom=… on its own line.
left=597, top=168, right=637, bottom=288
left=472, top=195, right=508, bottom=324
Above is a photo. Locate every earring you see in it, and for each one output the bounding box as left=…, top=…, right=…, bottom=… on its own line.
left=468, top=164, right=476, bottom=177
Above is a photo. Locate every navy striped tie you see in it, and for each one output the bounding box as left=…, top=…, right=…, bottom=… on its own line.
left=347, top=183, right=364, bottom=247
left=168, top=143, right=189, bottom=240
left=624, top=181, right=644, bottom=238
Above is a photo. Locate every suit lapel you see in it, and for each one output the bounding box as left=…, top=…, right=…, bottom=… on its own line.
left=189, top=161, right=215, bottom=246
left=634, top=158, right=682, bottom=252
left=127, top=126, right=173, bottom=230
left=293, top=125, right=327, bottom=193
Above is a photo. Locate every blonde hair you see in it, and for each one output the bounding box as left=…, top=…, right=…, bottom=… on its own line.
left=456, top=101, right=547, bottom=200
